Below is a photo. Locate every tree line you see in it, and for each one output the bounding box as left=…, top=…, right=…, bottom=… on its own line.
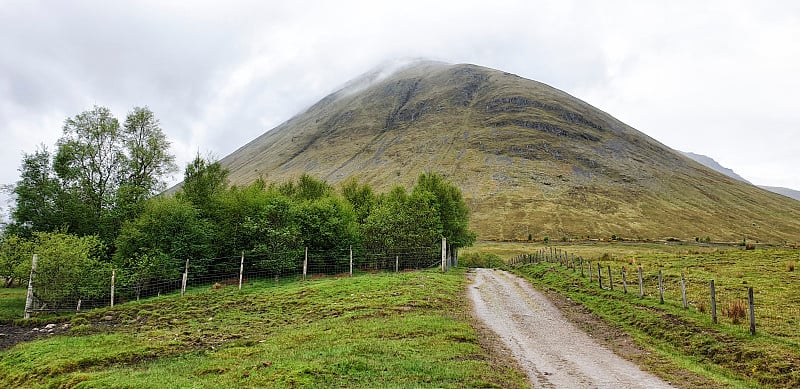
left=0, top=106, right=475, bottom=302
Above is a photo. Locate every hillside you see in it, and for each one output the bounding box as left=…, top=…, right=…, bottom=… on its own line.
left=218, top=60, right=800, bottom=243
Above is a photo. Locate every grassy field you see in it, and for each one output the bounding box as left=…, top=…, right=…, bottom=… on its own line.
left=466, top=241, right=800, bottom=388
left=0, top=269, right=527, bottom=388
left=0, top=288, right=26, bottom=323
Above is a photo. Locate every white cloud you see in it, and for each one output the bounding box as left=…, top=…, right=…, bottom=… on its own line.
left=1, top=0, right=799, bottom=211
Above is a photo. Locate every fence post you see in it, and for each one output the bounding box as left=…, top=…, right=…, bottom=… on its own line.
left=111, top=269, right=116, bottom=307
left=76, top=299, right=81, bottom=312
left=748, top=287, right=756, bottom=335
left=181, top=258, right=189, bottom=297
left=681, top=273, right=687, bottom=309
left=622, top=267, right=627, bottom=294
left=349, top=246, right=353, bottom=277
left=24, top=254, right=38, bottom=319
left=608, top=266, right=613, bottom=291
left=441, top=237, right=447, bottom=272
left=710, top=279, right=717, bottom=324
left=658, top=270, right=664, bottom=304
left=597, top=264, right=603, bottom=289
left=303, top=247, right=308, bottom=280
left=395, top=255, right=399, bottom=273
left=589, top=262, right=593, bottom=282
left=239, top=251, right=245, bottom=291
left=580, top=258, right=584, bottom=277
left=638, top=266, right=644, bottom=298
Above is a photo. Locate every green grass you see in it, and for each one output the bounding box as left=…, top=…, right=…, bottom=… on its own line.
left=0, top=269, right=527, bottom=388
left=0, top=288, right=26, bottom=323
left=480, top=242, right=800, bottom=388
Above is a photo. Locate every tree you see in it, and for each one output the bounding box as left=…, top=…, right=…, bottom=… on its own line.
left=340, top=178, right=377, bottom=224
left=178, top=154, right=229, bottom=215
left=7, top=147, right=62, bottom=237
left=25, top=232, right=110, bottom=305
left=412, top=173, right=476, bottom=248
left=121, top=107, right=177, bottom=199
left=54, top=106, right=122, bottom=219
left=0, top=234, right=33, bottom=287
left=9, top=106, right=176, bottom=246
left=114, top=196, right=215, bottom=276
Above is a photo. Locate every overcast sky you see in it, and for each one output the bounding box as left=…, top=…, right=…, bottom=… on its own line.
left=2, top=0, right=799, bottom=217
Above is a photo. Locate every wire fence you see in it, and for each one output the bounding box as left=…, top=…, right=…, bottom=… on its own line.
left=24, top=242, right=457, bottom=316
left=509, top=247, right=784, bottom=337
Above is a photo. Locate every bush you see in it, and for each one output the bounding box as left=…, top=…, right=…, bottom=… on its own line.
left=458, top=252, right=505, bottom=268
left=724, top=300, right=747, bottom=324
left=787, top=261, right=795, bottom=272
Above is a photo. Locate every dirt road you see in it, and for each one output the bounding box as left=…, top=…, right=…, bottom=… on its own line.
left=468, top=268, right=673, bottom=388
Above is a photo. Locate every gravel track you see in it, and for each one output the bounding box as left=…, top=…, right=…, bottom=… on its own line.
left=468, top=268, right=674, bottom=388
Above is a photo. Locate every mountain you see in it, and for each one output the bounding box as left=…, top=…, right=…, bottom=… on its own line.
left=218, top=60, right=800, bottom=243
left=758, top=186, right=800, bottom=201
left=681, top=151, right=800, bottom=202
left=680, top=152, right=751, bottom=184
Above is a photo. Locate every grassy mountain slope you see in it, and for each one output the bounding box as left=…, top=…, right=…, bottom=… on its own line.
left=219, top=61, right=800, bottom=243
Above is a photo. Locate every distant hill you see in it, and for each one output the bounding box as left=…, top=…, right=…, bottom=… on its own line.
left=758, top=186, right=800, bottom=201
left=217, top=60, right=800, bottom=243
left=680, top=152, right=751, bottom=184
left=681, top=151, right=800, bottom=202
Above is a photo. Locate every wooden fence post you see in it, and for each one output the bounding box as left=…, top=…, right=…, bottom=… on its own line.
left=181, top=258, right=189, bottom=297
left=110, top=269, right=116, bottom=307
left=748, top=287, right=756, bottom=335
left=608, top=266, right=613, bottom=291
left=580, top=258, right=584, bottom=277
left=76, top=299, right=81, bottom=312
left=441, top=237, right=447, bottom=272
left=598, top=264, right=603, bottom=289
left=303, top=247, right=308, bottom=280
left=658, top=270, right=664, bottom=304
left=24, top=254, right=38, bottom=319
left=638, top=266, right=644, bottom=298
left=710, top=279, right=717, bottom=324
left=395, top=255, right=399, bottom=273
left=239, top=252, right=245, bottom=290
left=589, top=262, right=593, bottom=282
left=681, top=273, right=687, bottom=309
left=349, top=246, right=353, bottom=277
left=622, top=267, right=627, bottom=294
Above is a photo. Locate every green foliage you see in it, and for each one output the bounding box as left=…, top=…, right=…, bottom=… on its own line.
left=0, top=235, right=33, bottom=287
left=178, top=154, right=229, bottom=215
left=362, top=186, right=443, bottom=249
left=458, top=252, right=505, bottom=268
left=6, top=147, right=62, bottom=238
left=412, top=173, right=476, bottom=248
left=114, top=196, right=214, bottom=278
left=27, top=232, right=110, bottom=304
left=340, top=178, right=376, bottom=224
left=8, top=106, right=176, bottom=247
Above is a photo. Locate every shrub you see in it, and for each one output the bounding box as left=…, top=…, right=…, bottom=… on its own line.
left=527, top=233, right=532, bottom=241
left=724, top=300, right=747, bottom=324
left=458, top=252, right=505, bottom=268
left=745, top=243, right=755, bottom=250
left=697, top=301, right=707, bottom=314
left=543, top=237, right=549, bottom=244
left=788, top=261, right=795, bottom=272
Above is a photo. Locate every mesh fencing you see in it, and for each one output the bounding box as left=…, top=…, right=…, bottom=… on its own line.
left=25, top=246, right=447, bottom=315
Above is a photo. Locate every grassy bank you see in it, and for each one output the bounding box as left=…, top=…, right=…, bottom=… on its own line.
left=0, top=269, right=527, bottom=388
left=0, top=288, right=26, bottom=323
left=474, top=242, right=800, bottom=388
